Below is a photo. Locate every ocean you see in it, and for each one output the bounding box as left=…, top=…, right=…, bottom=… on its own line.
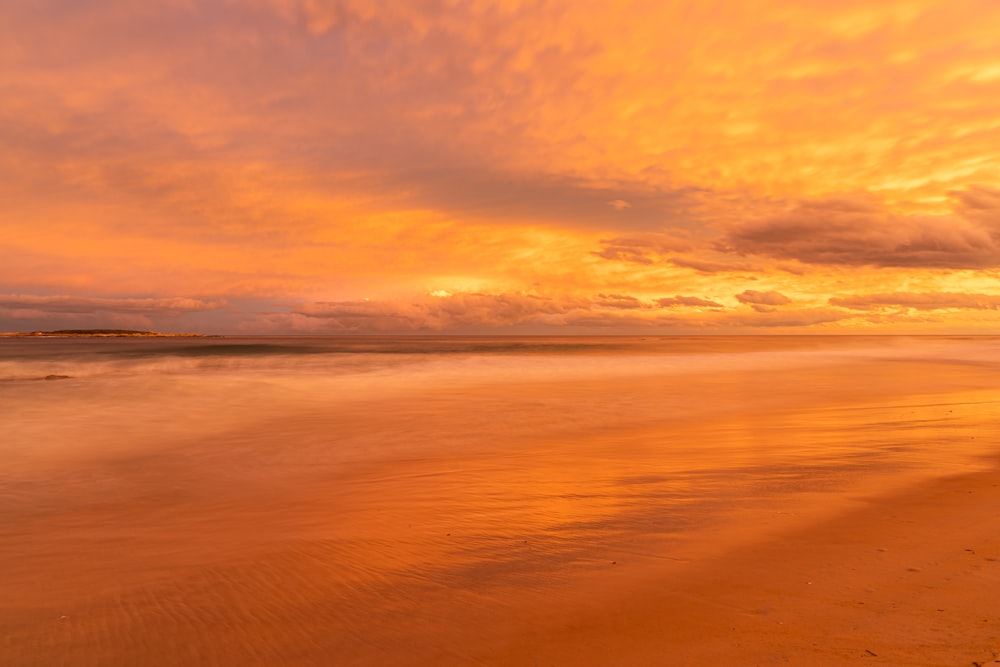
left=2, top=335, right=999, bottom=665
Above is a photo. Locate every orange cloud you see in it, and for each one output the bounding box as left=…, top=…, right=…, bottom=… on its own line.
left=656, top=296, right=724, bottom=308
left=0, top=294, right=223, bottom=315
left=668, top=256, right=762, bottom=275
left=593, top=294, right=645, bottom=310
left=830, top=292, right=1000, bottom=311
left=592, top=233, right=693, bottom=265
left=4, top=1, right=1000, bottom=332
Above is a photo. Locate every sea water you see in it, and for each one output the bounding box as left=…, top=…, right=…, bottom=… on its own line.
left=2, top=335, right=999, bottom=665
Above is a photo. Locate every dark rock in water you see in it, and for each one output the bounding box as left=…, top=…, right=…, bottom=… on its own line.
left=43, top=374, right=72, bottom=381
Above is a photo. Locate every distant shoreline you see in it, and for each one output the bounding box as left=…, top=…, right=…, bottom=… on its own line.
left=0, top=329, right=214, bottom=338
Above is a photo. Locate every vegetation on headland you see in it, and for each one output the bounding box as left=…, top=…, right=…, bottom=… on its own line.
left=0, top=329, right=209, bottom=337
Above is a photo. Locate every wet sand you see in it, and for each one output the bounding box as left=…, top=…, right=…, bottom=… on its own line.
left=493, top=465, right=1000, bottom=666
left=3, top=464, right=999, bottom=665
left=2, top=336, right=1000, bottom=665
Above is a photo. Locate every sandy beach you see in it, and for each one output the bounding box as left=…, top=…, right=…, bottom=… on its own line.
left=3, top=463, right=999, bottom=665
left=2, top=336, right=1000, bottom=665
left=491, top=465, right=1000, bottom=666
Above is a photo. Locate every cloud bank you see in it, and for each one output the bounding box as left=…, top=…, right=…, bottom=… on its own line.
left=288, top=291, right=854, bottom=333
left=0, top=295, right=222, bottom=315
left=0, top=294, right=225, bottom=332
left=830, top=292, right=1000, bottom=311
left=656, top=296, right=724, bottom=308
left=721, top=189, right=1000, bottom=269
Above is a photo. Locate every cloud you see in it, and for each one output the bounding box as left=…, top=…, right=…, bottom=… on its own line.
left=954, top=185, right=1000, bottom=224
left=290, top=291, right=865, bottom=333
left=734, top=289, right=792, bottom=313
left=592, top=233, right=693, bottom=264
left=295, top=292, right=592, bottom=332
left=298, top=290, right=739, bottom=331
left=389, top=172, right=700, bottom=230
left=735, top=290, right=792, bottom=306
left=723, top=308, right=851, bottom=328
left=294, top=291, right=679, bottom=332
left=720, top=189, right=1000, bottom=269
left=6, top=1, right=1000, bottom=333
left=668, top=256, right=760, bottom=274
left=0, top=294, right=223, bottom=315
left=830, top=292, right=1000, bottom=311
left=655, top=296, right=724, bottom=308
left=0, top=294, right=227, bottom=332
left=594, top=293, right=644, bottom=309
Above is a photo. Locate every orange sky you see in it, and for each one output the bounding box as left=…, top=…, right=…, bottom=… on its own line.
left=3, top=0, right=1000, bottom=333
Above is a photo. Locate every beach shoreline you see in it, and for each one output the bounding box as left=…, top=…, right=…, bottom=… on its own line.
left=488, top=464, right=1000, bottom=666
left=3, top=336, right=1000, bottom=666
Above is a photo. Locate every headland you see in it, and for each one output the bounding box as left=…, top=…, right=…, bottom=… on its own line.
left=0, top=329, right=210, bottom=337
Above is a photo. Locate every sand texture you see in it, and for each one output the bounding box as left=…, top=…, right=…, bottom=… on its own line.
left=3, top=468, right=999, bottom=666
left=493, top=466, right=1000, bottom=666
left=3, top=336, right=1000, bottom=665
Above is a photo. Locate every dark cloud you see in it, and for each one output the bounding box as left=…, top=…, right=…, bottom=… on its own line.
left=830, top=292, right=1000, bottom=311
left=655, top=296, right=724, bottom=308
left=291, top=290, right=865, bottom=333
left=0, top=294, right=226, bottom=333
left=735, top=290, right=791, bottom=306
left=294, top=291, right=692, bottom=331
left=719, top=189, right=1000, bottom=269
left=592, top=233, right=693, bottom=264
left=295, top=293, right=592, bottom=331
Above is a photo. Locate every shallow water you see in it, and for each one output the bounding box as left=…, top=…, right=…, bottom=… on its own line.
left=2, top=335, right=1000, bottom=665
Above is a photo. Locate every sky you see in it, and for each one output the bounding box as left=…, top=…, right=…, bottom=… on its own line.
left=4, top=0, right=1000, bottom=334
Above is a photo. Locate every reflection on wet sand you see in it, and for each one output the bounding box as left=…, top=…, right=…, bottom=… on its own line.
left=2, top=336, right=1000, bottom=665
